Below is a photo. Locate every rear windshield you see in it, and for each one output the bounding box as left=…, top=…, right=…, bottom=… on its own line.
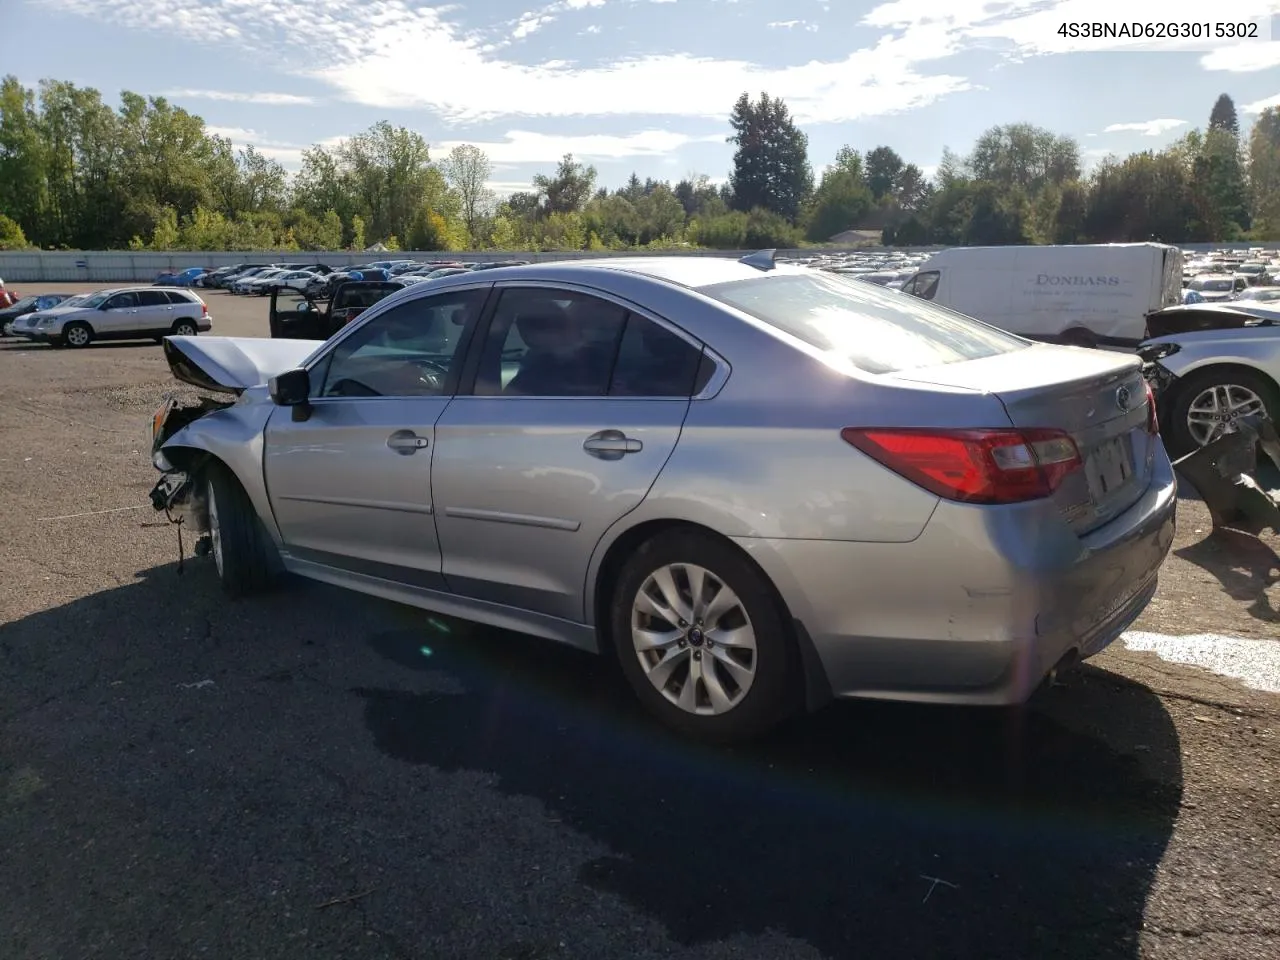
left=1190, top=278, right=1234, bottom=291
left=698, top=270, right=1027, bottom=375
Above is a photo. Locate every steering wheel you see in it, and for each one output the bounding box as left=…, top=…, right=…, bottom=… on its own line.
left=409, top=358, right=450, bottom=390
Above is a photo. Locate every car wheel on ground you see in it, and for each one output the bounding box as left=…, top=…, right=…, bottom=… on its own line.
left=62, top=321, right=93, bottom=348
left=1164, top=366, right=1280, bottom=458
left=203, top=462, right=278, bottom=598
left=172, top=319, right=198, bottom=338
left=610, top=529, right=796, bottom=743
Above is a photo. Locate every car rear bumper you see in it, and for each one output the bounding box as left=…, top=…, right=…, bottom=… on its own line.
left=734, top=448, right=1178, bottom=706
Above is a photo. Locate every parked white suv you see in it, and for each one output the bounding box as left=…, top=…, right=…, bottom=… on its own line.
left=11, top=287, right=212, bottom=348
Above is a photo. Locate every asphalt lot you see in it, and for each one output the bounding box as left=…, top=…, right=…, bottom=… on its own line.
left=1, top=283, right=1278, bottom=960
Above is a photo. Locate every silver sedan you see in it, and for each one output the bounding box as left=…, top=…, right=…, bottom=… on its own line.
left=149, top=255, right=1177, bottom=742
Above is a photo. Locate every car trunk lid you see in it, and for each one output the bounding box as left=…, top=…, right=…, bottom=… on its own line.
left=894, top=344, right=1155, bottom=533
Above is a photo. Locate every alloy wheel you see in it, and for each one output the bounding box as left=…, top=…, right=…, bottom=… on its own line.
left=1186, top=383, right=1266, bottom=446
left=630, top=563, right=758, bottom=716
left=206, top=478, right=224, bottom=578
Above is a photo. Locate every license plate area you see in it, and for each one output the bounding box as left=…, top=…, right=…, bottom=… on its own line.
left=1085, top=434, right=1133, bottom=501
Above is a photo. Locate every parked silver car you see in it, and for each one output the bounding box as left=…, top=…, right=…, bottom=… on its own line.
left=12, top=286, right=211, bottom=347
left=147, top=256, right=1177, bottom=741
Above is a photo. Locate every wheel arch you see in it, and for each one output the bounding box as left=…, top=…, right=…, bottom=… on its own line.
left=588, top=517, right=832, bottom=713
left=1164, top=360, right=1280, bottom=409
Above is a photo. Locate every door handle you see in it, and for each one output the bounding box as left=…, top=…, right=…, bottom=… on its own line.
left=583, top=429, right=642, bottom=460
left=387, top=430, right=429, bottom=455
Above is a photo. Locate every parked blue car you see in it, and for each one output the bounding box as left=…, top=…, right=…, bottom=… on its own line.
left=154, top=267, right=207, bottom=287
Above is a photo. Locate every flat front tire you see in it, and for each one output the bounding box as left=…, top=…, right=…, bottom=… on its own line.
left=610, top=530, right=796, bottom=743
left=203, top=462, right=277, bottom=597
left=1164, top=367, right=1279, bottom=459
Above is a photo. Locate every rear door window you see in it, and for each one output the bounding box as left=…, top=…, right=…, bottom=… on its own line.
left=698, top=270, right=1026, bottom=375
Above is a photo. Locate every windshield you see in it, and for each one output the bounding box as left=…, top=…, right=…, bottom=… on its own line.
left=1190, top=278, right=1233, bottom=292
left=1241, top=288, right=1280, bottom=301
left=8, top=296, right=40, bottom=310
left=81, top=293, right=111, bottom=307
left=699, top=270, right=1027, bottom=375
left=1239, top=264, right=1265, bottom=274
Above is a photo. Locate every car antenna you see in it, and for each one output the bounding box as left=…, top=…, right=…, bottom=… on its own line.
left=739, top=248, right=777, bottom=271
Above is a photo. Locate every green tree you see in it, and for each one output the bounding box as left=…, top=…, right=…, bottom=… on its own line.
left=727, top=92, right=812, bottom=222
left=440, top=144, right=494, bottom=242
left=349, top=214, right=366, bottom=250
left=533, top=154, right=597, bottom=216
left=864, top=146, right=904, bottom=201
left=150, top=205, right=179, bottom=249
left=1248, top=107, right=1280, bottom=238
left=1209, top=93, right=1239, bottom=137
left=804, top=152, right=873, bottom=242
left=0, top=212, right=30, bottom=249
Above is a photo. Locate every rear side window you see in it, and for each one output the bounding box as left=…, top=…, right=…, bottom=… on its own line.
left=699, top=271, right=1026, bottom=375
left=164, top=291, right=195, bottom=305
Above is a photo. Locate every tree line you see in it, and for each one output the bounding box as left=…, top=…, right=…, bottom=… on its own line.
left=0, top=76, right=1276, bottom=253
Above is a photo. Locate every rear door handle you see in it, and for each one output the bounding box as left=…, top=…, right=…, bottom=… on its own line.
left=387, top=430, right=429, bottom=455
left=583, top=429, right=642, bottom=460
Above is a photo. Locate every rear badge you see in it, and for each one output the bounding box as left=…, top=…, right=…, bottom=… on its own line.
left=1115, top=385, right=1132, bottom=411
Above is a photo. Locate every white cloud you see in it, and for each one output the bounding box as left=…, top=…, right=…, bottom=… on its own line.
left=509, top=0, right=606, bottom=40
left=162, top=88, right=316, bottom=105
left=1201, top=42, right=1280, bottom=73
left=435, top=129, right=724, bottom=163
left=43, top=0, right=971, bottom=124
left=583, top=24, right=602, bottom=33
left=1102, top=118, right=1188, bottom=136
left=1243, top=92, right=1280, bottom=114
left=767, top=19, right=819, bottom=31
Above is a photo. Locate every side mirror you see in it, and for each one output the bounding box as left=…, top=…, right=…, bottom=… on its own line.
left=269, top=368, right=310, bottom=406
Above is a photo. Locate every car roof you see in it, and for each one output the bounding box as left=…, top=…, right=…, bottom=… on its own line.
left=427, top=255, right=808, bottom=291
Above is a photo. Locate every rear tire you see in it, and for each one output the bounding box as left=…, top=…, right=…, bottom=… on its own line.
left=610, top=530, right=797, bottom=743
left=63, top=321, right=92, bottom=349
left=203, top=462, right=278, bottom=598
left=1164, top=366, right=1279, bottom=459
left=172, top=319, right=198, bottom=338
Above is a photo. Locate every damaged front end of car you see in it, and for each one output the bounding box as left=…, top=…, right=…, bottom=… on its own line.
left=148, top=393, right=231, bottom=529
left=1137, top=340, right=1280, bottom=533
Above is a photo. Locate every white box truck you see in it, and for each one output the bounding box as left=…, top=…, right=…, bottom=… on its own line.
left=899, top=243, right=1184, bottom=348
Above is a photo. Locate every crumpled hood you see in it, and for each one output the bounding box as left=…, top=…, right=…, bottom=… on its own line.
left=163, top=335, right=320, bottom=394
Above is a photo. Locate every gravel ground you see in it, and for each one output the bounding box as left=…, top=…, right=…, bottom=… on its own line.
left=1, top=284, right=1278, bottom=960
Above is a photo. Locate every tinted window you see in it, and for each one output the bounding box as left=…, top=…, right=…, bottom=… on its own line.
left=699, top=270, right=1026, bottom=375
left=475, top=288, right=628, bottom=397
left=608, top=316, right=705, bottom=397
left=318, top=288, right=484, bottom=398
left=906, top=270, right=939, bottom=301
left=137, top=291, right=171, bottom=307
left=164, top=291, right=194, bottom=305
left=105, top=292, right=139, bottom=309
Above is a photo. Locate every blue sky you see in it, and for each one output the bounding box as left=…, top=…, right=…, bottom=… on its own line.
left=8, top=0, right=1280, bottom=195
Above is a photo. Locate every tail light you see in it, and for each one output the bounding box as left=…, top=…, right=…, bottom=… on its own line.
left=1143, top=380, right=1158, bottom=434
left=841, top=427, right=1083, bottom=504
left=201, top=302, right=208, bottom=317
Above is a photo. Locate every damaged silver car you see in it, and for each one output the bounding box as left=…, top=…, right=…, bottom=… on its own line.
left=148, top=257, right=1177, bottom=742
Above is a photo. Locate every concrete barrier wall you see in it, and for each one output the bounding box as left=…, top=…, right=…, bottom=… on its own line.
left=2, top=241, right=1275, bottom=283
left=0, top=247, right=940, bottom=283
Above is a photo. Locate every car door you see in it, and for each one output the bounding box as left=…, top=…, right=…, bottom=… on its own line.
left=431, top=283, right=708, bottom=623
left=98, top=291, right=141, bottom=334
left=262, top=285, right=490, bottom=587
left=135, top=289, right=175, bottom=332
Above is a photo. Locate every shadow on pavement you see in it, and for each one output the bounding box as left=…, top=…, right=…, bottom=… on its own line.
left=1175, top=529, right=1279, bottom=622
left=0, top=565, right=1183, bottom=960
left=357, top=611, right=1182, bottom=960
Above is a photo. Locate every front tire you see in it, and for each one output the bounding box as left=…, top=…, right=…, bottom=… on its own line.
left=610, top=530, right=796, bottom=743
left=203, top=462, right=277, bottom=597
left=1164, top=367, right=1279, bottom=459
left=62, top=321, right=93, bottom=348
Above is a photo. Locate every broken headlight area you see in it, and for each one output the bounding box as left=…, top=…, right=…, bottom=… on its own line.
left=150, top=394, right=234, bottom=454
left=1137, top=343, right=1180, bottom=403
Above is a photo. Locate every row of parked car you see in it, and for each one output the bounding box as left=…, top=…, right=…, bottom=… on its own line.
left=156, top=258, right=533, bottom=299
